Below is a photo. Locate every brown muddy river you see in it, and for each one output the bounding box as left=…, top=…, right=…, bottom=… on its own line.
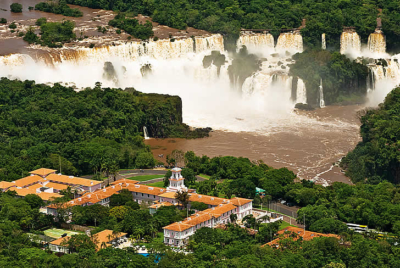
left=146, top=105, right=363, bottom=185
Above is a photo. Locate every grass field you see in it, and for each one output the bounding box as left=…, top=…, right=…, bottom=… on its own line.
left=147, top=181, right=165, bottom=188
left=44, top=228, right=82, bottom=239
left=198, top=174, right=211, bottom=180
left=126, top=175, right=163, bottom=182
left=279, top=221, right=297, bottom=230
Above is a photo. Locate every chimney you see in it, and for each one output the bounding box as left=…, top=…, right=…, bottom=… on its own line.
left=90, top=181, right=93, bottom=185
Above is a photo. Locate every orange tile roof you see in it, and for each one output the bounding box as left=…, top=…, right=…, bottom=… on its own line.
left=263, top=226, right=341, bottom=247
left=111, top=179, right=139, bottom=185
left=50, top=236, right=70, bottom=246
left=188, top=193, right=225, bottom=206
left=93, top=229, right=127, bottom=250
left=37, top=192, right=63, bottom=201
left=149, top=201, right=174, bottom=209
left=30, top=168, right=57, bottom=177
left=164, top=203, right=237, bottom=232
left=46, top=174, right=102, bottom=187
left=163, top=221, right=194, bottom=232
left=13, top=175, right=43, bottom=187
left=44, top=182, right=69, bottom=190
left=48, top=184, right=125, bottom=209
left=206, top=203, right=237, bottom=217
left=159, top=192, right=177, bottom=199
left=8, top=187, right=36, bottom=197
left=126, top=184, right=166, bottom=196
left=229, top=197, right=252, bottom=206
left=26, top=183, right=44, bottom=192
left=0, top=181, right=15, bottom=189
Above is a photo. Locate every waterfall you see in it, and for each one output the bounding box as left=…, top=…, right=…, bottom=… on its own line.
left=7, top=34, right=224, bottom=67
left=319, top=79, right=325, bottom=108
left=237, top=32, right=275, bottom=53
left=296, top=78, right=307, bottom=104
left=143, top=126, right=150, bottom=140
left=276, top=31, right=303, bottom=53
left=368, top=30, right=386, bottom=54
left=195, top=34, right=224, bottom=53
left=322, top=33, right=326, bottom=50
left=340, top=31, right=361, bottom=55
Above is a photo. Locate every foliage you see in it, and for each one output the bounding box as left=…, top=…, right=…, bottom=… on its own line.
left=39, top=20, right=76, bottom=47
left=341, top=87, right=400, bottom=184
left=109, top=189, right=135, bottom=207
left=9, top=22, right=17, bottom=29
left=290, top=50, right=369, bottom=106
left=0, top=78, right=207, bottom=182
left=35, top=1, right=83, bottom=17
left=108, top=13, right=153, bottom=40
left=10, top=3, right=23, bottom=13
left=0, top=18, right=7, bottom=24
left=35, top=17, right=47, bottom=26
left=190, top=201, right=208, bottom=211
left=61, top=234, right=96, bottom=253
left=23, top=27, right=39, bottom=44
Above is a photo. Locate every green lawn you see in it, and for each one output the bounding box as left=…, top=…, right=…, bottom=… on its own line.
left=44, top=228, right=82, bottom=239
left=126, top=175, right=163, bottom=182
left=147, top=181, right=166, bottom=188
left=198, top=174, right=211, bottom=180
left=279, top=221, right=297, bottom=230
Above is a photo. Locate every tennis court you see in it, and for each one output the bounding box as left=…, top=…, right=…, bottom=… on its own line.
left=44, top=228, right=81, bottom=239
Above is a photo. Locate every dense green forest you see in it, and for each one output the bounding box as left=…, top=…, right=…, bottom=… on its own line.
left=23, top=19, right=76, bottom=48
left=35, top=1, right=83, bottom=17
left=290, top=50, right=369, bottom=106
left=108, top=13, right=154, bottom=40
left=65, top=0, right=400, bottom=52
left=341, top=86, right=400, bottom=184
left=0, top=78, right=209, bottom=181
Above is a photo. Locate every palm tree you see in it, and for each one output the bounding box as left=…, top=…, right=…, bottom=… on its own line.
left=175, top=191, right=190, bottom=211
left=259, top=214, right=270, bottom=223
left=230, top=213, right=238, bottom=224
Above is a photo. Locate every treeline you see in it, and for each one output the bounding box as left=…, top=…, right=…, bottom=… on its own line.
left=64, top=0, right=400, bottom=52
left=290, top=50, right=369, bottom=106
left=171, top=151, right=296, bottom=200
left=35, top=0, right=83, bottom=17
left=341, top=86, right=400, bottom=184
left=0, top=78, right=209, bottom=181
left=108, top=13, right=154, bottom=40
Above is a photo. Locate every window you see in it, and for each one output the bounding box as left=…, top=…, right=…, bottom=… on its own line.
left=142, top=193, right=143, bottom=196
left=167, top=239, right=169, bottom=243
left=148, top=194, right=150, bottom=197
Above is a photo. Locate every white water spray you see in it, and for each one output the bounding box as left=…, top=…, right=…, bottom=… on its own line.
left=319, top=79, right=325, bottom=108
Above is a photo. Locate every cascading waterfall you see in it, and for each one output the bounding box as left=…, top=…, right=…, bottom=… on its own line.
left=322, top=33, right=326, bottom=50
left=319, top=79, right=325, bottom=108
left=276, top=31, right=303, bottom=53
left=237, top=32, right=275, bottom=53
left=340, top=31, right=361, bottom=55
left=3, top=34, right=224, bottom=66
left=296, top=78, right=307, bottom=104
left=195, top=34, right=224, bottom=53
left=368, top=30, right=386, bottom=54
left=143, top=126, right=150, bottom=139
